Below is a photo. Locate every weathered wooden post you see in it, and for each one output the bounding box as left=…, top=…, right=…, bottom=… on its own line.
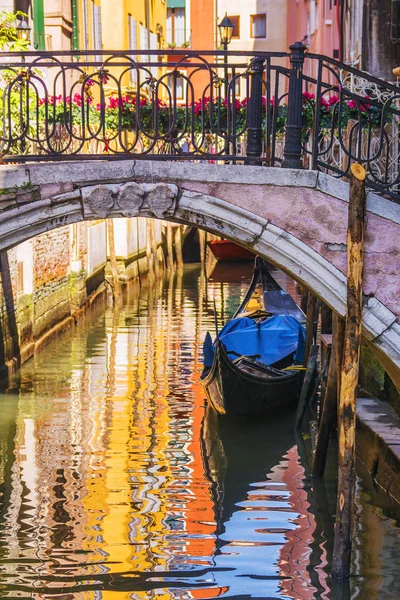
left=167, top=223, right=174, bottom=270
left=146, top=219, right=154, bottom=278
left=312, top=313, right=345, bottom=477
left=106, top=219, right=120, bottom=300
left=150, top=221, right=160, bottom=278
left=295, top=344, right=319, bottom=429
left=332, top=163, right=366, bottom=580
left=175, top=225, right=184, bottom=270
left=303, top=293, right=319, bottom=366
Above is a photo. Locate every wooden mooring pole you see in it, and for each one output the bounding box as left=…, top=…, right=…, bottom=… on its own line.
left=332, top=163, right=366, bottom=580
left=312, top=313, right=345, bottom=477
left=107, top=219, right=120, bottom=300
left=303, top=293, right=319, bottom=366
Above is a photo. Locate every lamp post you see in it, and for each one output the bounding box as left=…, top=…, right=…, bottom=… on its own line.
left=218, top=13, right=234, bottom=99
left=218, top=13, right=234, bottom=52
left=16, top=18, right=31, bottom=43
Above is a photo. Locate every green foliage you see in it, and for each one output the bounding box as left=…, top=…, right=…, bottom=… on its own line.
left=0, top=10, right=30, bottom=51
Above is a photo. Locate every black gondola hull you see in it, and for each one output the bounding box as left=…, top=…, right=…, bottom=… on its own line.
left=201, top=341, right=302, bottom=417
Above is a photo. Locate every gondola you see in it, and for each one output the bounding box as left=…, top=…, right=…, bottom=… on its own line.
left=200, top=257, right=306, bottom=417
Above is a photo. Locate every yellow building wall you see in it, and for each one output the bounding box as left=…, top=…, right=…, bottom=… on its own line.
left=100, top=0, right=167, bottom=52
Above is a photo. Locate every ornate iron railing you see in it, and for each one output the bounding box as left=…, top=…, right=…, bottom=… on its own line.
left=1, top=47, right=400, bottom=202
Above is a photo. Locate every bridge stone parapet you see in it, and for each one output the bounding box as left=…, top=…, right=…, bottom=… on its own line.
left=0, top=160, right=399, bottom=387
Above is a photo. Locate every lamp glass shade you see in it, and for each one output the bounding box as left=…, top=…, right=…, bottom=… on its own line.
left=16, top=19, right=31, bottom=42
left=218, top=14, right=234, bottom=46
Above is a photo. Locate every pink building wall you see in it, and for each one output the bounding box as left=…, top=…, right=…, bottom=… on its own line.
left=286, top=0, right=341, bottom=78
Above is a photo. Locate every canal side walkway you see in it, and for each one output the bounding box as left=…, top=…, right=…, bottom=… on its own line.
left=357, top=397, right=400, bottom=503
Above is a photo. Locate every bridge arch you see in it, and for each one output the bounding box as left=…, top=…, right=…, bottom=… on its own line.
left=1, top=160, right=399, bottom=387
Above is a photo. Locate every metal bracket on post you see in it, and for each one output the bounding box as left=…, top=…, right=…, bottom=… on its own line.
left=246, top=56, right=265, bottom=165
left=282, top=42, right=307, bottom=170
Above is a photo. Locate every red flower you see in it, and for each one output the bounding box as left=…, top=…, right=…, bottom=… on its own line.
left=302, top=91, right=315, bottom=102
left=329, top=95, right=339, bottom=106
left=320, top=96, right=329, bottom=108
left=360, top=95, right=371, bottom=112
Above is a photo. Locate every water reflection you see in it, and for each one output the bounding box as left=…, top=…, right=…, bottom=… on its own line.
left=0, top=264, right=398, bottom=599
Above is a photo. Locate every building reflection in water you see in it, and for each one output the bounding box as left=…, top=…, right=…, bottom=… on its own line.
left=0, top=261, right=397, bottom=599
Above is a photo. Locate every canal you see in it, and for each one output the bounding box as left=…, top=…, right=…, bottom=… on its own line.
left=0, top=263, right=399, bottom=599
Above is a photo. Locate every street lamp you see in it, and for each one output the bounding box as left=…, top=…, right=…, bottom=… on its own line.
left=218, top=13, right=234, bottom=51
left=16, top=18, right=31, bottom=43
left=218, top=14, right=234, bottom=101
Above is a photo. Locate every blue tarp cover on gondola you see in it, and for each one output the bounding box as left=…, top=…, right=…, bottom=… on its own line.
left=204, top=314, right=305, bottom=367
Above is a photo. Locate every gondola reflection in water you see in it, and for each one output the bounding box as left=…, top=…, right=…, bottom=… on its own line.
left=200, top=404, right=331, bottom=599
left=201, top=258, right=306, bottom=416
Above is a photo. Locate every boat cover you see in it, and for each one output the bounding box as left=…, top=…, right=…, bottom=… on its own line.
left=263, top=290, right=306, bottom=323
left=206, top=314, right=305, bottom=367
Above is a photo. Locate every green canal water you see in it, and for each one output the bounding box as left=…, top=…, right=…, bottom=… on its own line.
left=0, top=264, right=399, bottom=599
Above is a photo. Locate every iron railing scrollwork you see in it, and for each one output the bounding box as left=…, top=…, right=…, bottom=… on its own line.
left=0, top=48, right=400, bottom=203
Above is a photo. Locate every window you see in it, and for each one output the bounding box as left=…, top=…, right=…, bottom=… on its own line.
left=128, top=15, right=138, bottom=85
left=250, top=14, right=266, bottom=39
left=140, top=24, right=149, bottom=62
left=310, top=0, right=318, bottom=33
left=150, top=31, right=158, bottom=77
left=228, top=73, right=241, bottom=96
left=82, top=0, right=89, bottom=50
left=92, top=1, right=102, bottom=61
left=228, top=15, right=240, bottom=39
left=167, top=71, right=186, bottom=101
left=167, top=7, right=186, bottom=47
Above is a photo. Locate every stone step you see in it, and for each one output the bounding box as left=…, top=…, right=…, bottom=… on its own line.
left=357, top=397, right=400, bottom=502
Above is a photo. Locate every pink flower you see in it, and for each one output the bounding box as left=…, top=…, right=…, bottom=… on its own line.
left=73, top=93, right=82, bottom=106
left=329, top=95, right=339, bottom=106
left=360, top=95, right=371, bottom=112
left=108, top=96, right=119, bottom=109
left=320, top=97, right=329, bottom=108
left=347, top=99, right=357, bottom=110
left=302, top=91, right=315, bottom=101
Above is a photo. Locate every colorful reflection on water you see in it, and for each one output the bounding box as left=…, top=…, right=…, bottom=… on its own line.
left=0, top=263, right=399, bottom=599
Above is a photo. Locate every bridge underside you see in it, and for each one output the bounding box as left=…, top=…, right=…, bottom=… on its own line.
left=0, top=160, right=399, bottom=388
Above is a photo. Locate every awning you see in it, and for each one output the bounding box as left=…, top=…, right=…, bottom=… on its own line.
left=167, top=0, right=185, bottom=8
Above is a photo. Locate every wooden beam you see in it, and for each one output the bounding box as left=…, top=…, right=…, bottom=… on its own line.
left=303, top=293, right=319, bottom=366
left=167, top=223, right=174, bottom=270
left=175, top=225, right=184, bottom=269
left=332, top=163, right=366, bottom=580
left=312, top=313, right=345, bottom=477
left=106, top=219, right=120, bottom=300
left=295, top=344, right=319, bottom=429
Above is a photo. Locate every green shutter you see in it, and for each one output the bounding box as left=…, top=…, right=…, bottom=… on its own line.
left=33, top=0, right=45, bottom=50
left=71, top=0, right=80, bottom=50
left=167, top=0, right=185, bottom=8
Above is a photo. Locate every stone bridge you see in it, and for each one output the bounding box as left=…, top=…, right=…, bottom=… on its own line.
left=0, top=160, right=399, bottom=388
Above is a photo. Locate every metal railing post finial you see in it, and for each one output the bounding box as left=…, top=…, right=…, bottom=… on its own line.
left=282, top=41, right=307, bottom=169
left=246, top=56, right=265, bottom=165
